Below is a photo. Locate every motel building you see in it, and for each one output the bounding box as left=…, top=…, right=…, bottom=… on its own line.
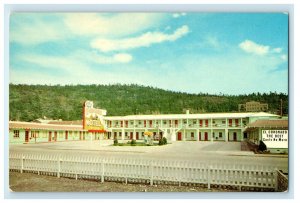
left=9, top=101, right=288, bottom=153
left=104, top=111, right=282, bottom=142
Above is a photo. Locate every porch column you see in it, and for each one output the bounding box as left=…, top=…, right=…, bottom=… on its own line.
left=240, top=129, right=243, bottom=141
left=225, top=128, right=228, bottom=142
left=121, top=129, right=125, bottom=141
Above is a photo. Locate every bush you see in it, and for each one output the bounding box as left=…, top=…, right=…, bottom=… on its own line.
left=162, top=137, right=167, bottom=145
left=113, top=139, right=118, bottom=146
left=258, top=140, right=267, bottom=152
left=158, top=137, right=167, bottom=146
left=130, top=139, right=137, bottom=146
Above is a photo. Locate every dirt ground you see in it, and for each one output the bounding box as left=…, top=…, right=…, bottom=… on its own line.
left=9, top=171, right=238, bottom=192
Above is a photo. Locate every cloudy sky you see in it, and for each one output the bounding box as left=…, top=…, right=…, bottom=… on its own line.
left=9, top=12, right=288, bottom=95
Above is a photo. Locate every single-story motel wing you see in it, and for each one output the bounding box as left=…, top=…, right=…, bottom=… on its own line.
left=9, top=111, right=288, bottom=154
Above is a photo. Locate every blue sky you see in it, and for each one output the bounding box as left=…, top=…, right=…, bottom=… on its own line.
left=9, top=12, right=288, bottom=95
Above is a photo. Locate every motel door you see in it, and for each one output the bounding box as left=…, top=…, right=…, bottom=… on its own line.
left=229, top=119, right=232, bottom=127
left=199, top=132, right=201, bottom=141
left=233, top=132, right=237, bottom=141
left=177, top=132, right=182, bottom=141
left=65, top=131, right=68, bottom=140
left=205, top=120, right=208, bottom=127
left=235, top=119, right=239, bottom=127
left=130, top=132, right=133, bottom=140
left=204, top=132, right=208, bottom=141
left=49, top=132, right=52, bottom=142
left=136, top=132, right=139, bottom=140
left=159, top=132, right=163, bottom=140
left=25, top=130, right=29, bottom=143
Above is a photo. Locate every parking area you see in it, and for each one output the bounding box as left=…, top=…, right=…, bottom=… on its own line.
left=9, top=140, right=249, bottom=155
left=9, top=140, right=288, bottom=173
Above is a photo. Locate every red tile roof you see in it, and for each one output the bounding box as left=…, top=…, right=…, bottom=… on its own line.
left=247, top=119, right=288, bottom=128
left=9, top=121, right=86, bottom=131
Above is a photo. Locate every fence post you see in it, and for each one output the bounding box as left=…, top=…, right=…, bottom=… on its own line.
left=20, top=154, right=24, bottom=173
left=101, top=160, right=105, bottom=183
left=207, top=165, right=211, bottom=190
left=150, top=161, right=154, bottom=186
left=57, top=156, right=61, bottom=178
left=274, top=169, right=278, bottom=192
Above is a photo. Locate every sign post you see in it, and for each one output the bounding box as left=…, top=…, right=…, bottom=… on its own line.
left=83, top=101, right=107, bottom=141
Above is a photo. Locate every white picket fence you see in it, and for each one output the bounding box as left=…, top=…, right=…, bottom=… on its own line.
left=9, top=152, right=277, bottom=191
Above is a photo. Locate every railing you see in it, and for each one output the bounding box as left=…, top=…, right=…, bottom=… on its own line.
left=9, top=152, right=277, bottom=191
left=109, top=124, right=246, bottom=129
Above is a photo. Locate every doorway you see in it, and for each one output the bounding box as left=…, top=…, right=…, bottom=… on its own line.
left=204, top=132, right=208, bottom=141
left=233, top=132, right=237, bottom=141
left=177, top=132, right=182, bottom=141
left=25, top=130, right=29, bottom=143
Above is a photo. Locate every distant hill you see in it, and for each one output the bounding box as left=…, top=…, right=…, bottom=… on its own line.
left=9, top=84, right=288, bottom=122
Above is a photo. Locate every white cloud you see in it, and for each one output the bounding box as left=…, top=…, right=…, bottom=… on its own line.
left=272, top=47, right=283, bottom=53
left=17, top=51, right=133, bottom=73
left=10, top=14, right=66, bottom=45
left=113, top=53, right=133, bottom=63
left=10, top=13, right=164, bottom=45
left=172, top=13, right=186, bottom=18
left=239, top=40, right=270, bottom=55
left=280, top=54, right=288, bottom=61
left=90, top=25, right=189, bottom=52
left=63, top=13, right=164, bottom=38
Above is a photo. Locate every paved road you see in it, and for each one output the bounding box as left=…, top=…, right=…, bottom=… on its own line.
left=9, top=140, right=289, bottom=173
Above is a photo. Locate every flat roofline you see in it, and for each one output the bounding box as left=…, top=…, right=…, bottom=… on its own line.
left=104, top=112, right=279, bottom=120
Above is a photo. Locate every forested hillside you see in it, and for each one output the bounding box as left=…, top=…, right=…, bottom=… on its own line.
left=9, top=84, right=288, bottom=122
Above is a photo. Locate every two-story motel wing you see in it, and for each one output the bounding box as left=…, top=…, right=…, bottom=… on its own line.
left=104, top=112, right=279, bottom=142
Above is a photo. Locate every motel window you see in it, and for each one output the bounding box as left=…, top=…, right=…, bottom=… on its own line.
left=193, top=120, right=196, bottom=124
left=142, top=132, right=144, bottom=137
left=119, top=132, right=122, bottom=137
left=219, top=132, right=222, bottom=138
left=30, top=131, right=39, bottom=138
left=212, top=132, right=215, bottom=138
left=13, top=130, right=20, bottom=138
left=222, top=121, right=226, bottom=124
left=191, top=132, right=194, bottom=138
left=163, top=121, right=167, bottom=124
left=125, top=132, right=128, bottom=137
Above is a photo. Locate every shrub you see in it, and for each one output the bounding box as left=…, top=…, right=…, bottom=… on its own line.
left=130, top=139, right=137, bottom=146
left=158, top=137, right=167, bottom=146
left=162, top=137, right=167, bottom=145
left=113, top=139, right=118, bottom=146
left=258, top=140, right=267, bottom=152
